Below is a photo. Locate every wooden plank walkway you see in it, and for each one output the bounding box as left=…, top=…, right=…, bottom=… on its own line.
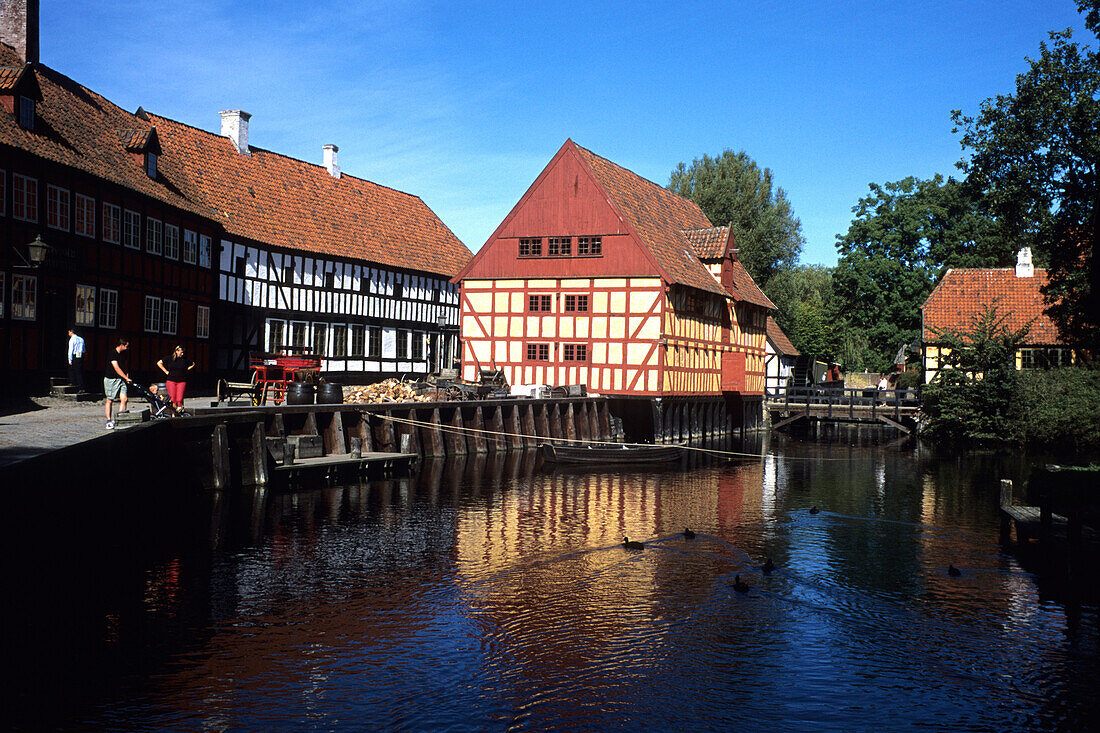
left=272, top=452, right=417, bottom=472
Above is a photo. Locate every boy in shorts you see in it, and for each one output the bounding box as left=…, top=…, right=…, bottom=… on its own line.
left=104, top=338, right=131, bottom=429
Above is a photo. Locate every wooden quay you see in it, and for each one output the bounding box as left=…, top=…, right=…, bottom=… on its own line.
left=766, top=385, right=922, bottom=434
left=999, top=472, right=1099, bottom=579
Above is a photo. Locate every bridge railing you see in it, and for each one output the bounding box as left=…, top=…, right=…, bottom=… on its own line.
left=769, top=385, right=921, bottom=422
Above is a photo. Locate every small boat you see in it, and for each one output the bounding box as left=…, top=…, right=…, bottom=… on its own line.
left=539, top=442, right=686, bottom=465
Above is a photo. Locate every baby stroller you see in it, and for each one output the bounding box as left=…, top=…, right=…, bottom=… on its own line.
left=130, top=381, right=192, bottom=418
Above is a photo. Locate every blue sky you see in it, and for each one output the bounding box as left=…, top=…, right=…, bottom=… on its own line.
left=42, top=1, right=1090, bottom=266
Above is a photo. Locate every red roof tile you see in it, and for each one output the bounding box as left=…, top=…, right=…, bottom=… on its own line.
left=0, top=65, right=25, bottom=91
left=0, top=62, right=211, bottom=218
left=921, top=268, right=1063, bottom=344
left=683, top=226, right=730, bottom=259
left=766, top=315, right=799, bottom=355
left=146, top=113, right=472, bottom=278
left=727, top=259, right=775, bottom=310
left=572, top=143, right=727, bottom=296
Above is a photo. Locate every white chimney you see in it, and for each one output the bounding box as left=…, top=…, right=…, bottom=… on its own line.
left=219, top=109, right=251, bottom=155
left=1015, top=247, right=1034, bottom=278
left=323, top=144, right=341, bottom=178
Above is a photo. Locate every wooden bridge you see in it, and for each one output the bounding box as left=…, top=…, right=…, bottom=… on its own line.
left=765, top=386, right=921, bottom=434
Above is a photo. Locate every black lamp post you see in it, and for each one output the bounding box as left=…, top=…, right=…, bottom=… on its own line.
left=14, top=234, right=51, bottom=268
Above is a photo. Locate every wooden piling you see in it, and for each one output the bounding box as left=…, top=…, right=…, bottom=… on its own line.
left=446, top=409, right=467, bottom=456
left=421, top=408, right=445, bottom=458
left=488, top=406, right=507, bottom=453
left=507, top=406, right=523, bottom=451
left=598, top=401, right=612, bottom=441
left=375, top=411, right=396, bottom=452
left=564, top=403, right=578, bottom=443
left=250, top=421, right=268, bottom=486
left=211, top=423, right=230, bottom=491
left=322, top=410, right=347, bottom=455
left=522, top=404, right=538, bottom=448
left=540, top=403, right=554, bottom=442
left=470, top=407, right=488, bottom=455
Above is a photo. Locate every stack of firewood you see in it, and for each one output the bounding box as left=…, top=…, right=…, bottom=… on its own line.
left=344, top=379, right=434, bottom=404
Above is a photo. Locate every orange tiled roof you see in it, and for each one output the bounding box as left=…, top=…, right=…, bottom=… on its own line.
left=921, top=268, right=1063, bottom=344
left=766, top=315, right=799, bottom=356
left=683, top=225, right=730, bottom=260
left=147, top=112, right=472, bottom=278
left=728, top=259, right=775, bottom=309
left=572, top=143, right=727, bottom=296
left=0, top=65, right=25, bottom=91
left=0, top=61, right=211, bottom=218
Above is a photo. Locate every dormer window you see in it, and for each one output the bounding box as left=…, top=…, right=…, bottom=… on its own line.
left=18, top=96, right=34, bottom=130
left=146, top=151, right=158, bottom=179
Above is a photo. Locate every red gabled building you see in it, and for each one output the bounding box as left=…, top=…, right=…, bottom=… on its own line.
left=454, top=140, right=773, bottom=436
left=1, top=9, right=218, bottom=392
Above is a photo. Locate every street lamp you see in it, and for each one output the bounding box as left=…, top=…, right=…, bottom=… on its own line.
left=14, top=234, right=50, bottom=268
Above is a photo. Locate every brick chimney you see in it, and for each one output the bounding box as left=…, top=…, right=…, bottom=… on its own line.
left=323, top=144, right=341, bottom=178
left=1015, top=247, right=1034, bottom=278
left=0, top=0, right=39, bottom=63
left=219, top=109, right=251, bottom=155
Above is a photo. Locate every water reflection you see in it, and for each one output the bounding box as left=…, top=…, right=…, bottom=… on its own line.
left=5, top=442, right=1100, bottom=730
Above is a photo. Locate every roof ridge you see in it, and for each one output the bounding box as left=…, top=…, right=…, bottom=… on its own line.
left=144, top=110, right=427, bottom=203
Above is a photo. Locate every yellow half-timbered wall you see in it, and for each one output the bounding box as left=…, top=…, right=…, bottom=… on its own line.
left=461, top=277, right=665, bottom=394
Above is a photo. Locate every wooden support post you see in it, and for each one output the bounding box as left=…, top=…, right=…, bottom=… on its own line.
left=470, top=407, right=488, bottom=455
left=564, top=403, right=578, bottom=443
left=575, top=401, right=590, bottom=443
left=304, top=410, right=319, bottom=437
left=652, top=400, right=665, bottom=444
left=269, top=412, right=286, bottom=438
left=523, top=404, right=539, bottom=448
left=250, top=421, right=268, bottom=486
left=399, top=410, right=421, bottom=457
left=507, top=406, right=523, bottom=451
left=211, top=423, right=230, bottom=491
left=446, top=409, right=467, bottom=456
left=546, top=403, right=560, bottom=441
left=375, top=410, right=396, bottom=452
left=323, top=410, right=348, bottom=456
left=488, top=406, right=507, bottom=453
left=599, top=401, right=612, bottom=441
left=587, top=402, right=600, bottom=443
left=999, top=479, right=1013, bottom=544
left=421, top=408, right=446, bottom=458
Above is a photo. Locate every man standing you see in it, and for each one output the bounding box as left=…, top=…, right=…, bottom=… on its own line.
left=104, top=338, right=131, bottom=429
left=66, top=327, right=86, bottom=392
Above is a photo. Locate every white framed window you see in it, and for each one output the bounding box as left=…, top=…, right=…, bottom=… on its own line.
left=164, top=224, right=180, bottom=260
left=196, top=305, right=211, bottom=339
left=75, top=194, right=95, bottom=237
left=75, top=284, right=96, bottom=326
left=162, top=298, right=178, bottom=335
left=146, top=218, right=163, bottom=255
left=103, top=203, right=121, bottom=244
left=290, top=321, right=308, bottom=349
left=267, top=319, right=285, bottom=352
left=332, top=324, right=348, bottom=358
left=412, top=331, right=424, bottom=360
left=0, top=272, right=5, bottom=318
left=98, top=288, right=118, bottom=329
left=312, top=322, right=328, bottom=357
left=367, top=326, right=381, bottom=358
left=396, top=329, right=409, bottom=359
left=350, top=324, right=365, bottom=356
left=182, top=229, right=198, bottom=264
left=123, top=210, right=141, bottom=249
left=47, top=185, right=70, bottom=230
left=199, top=235, right=212, bottom=268
left=143, top=295, right=162, bottom=333
left=11, top=274, right=37, bottom=320
left=13, top=174, right=38, bottom=222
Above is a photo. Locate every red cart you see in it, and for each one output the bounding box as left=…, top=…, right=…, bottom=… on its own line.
left=249, top=347, right=322, bottom=404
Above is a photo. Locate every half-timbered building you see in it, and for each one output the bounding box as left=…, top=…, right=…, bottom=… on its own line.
left=1, top=21, right=218, bottom=392
left=764, top=315, right=799, bottom=396
left=921, top=247, right=1075, bottom=383
left=149, top=111, right=472, bottom=380
left=454, top=140, right=773, bottom=435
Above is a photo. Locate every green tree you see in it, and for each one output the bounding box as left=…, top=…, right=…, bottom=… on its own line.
left=765, top=265, right=837, bottom=359
left=922, top=304, right=1031, bottom=445
left=668, top=150, right=804, bottom=285
left=832, top=176, right=1014, bottom=372
left=952, top=20, right=1100, bottom=352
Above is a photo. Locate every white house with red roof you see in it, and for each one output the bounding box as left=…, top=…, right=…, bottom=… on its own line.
left=920, top=247, right=1074, bottom=383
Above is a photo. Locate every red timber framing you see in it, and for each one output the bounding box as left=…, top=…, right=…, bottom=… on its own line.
left=454, top=140, right=772, bottom=399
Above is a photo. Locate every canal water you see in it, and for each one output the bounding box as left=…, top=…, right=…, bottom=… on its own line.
left=6, top=435, right=1099, bottom=730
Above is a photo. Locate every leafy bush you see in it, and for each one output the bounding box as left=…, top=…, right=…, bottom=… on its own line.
left=1011, top=366, right=1100, bottom=450
left=894, top=370, right=923, bottom=390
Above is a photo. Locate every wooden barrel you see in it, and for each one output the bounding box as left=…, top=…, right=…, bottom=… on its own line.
left=316, top=382, right=343, bottom=405
left=286, top=382, right=315, bottom=405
